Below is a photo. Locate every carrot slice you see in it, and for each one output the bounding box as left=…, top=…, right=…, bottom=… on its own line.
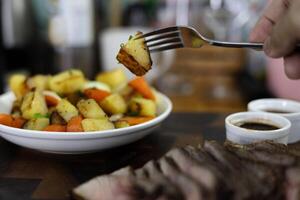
left=43, top=125, right=66, bottom=132
left=120, top=116, right=154, bottom=126
left=128, top=77, right=155, bottom=100
left=67, top=115, right=83, bottom=132
left=11, top=117, right=26, bottom=128
left=0, top=114, right=26, bottom=128
left=84, top=88, right=110, bottom=102
left=0, top=114, right=13, bottom=126
left=45, top=95, right=59, bottom=107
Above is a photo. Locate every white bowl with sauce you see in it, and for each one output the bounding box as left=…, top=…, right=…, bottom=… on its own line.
left=248, top=98, right=300, bottom=143
left=225, top=112, right=291, bottom=145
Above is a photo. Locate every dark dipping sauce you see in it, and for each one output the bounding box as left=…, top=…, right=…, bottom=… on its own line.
left=263, top=109, right=293, bottom=114
left=237, top=122, right=280, bottom=131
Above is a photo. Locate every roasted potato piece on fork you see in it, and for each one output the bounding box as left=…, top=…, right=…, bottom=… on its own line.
left=116, top=32, right=152, bottom=76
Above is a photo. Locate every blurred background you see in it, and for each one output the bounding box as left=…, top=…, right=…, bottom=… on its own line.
left=0, top=0, right=299, bottom=112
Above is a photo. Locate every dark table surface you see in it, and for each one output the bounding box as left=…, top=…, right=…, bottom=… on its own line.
left=2, top=112, right=299, bottom=200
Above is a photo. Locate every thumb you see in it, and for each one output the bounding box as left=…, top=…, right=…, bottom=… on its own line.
left=284, top=52, right=300, bottom=79
left=264, top=1, right=300, bottom=58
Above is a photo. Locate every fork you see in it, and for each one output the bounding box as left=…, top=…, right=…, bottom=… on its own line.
left=136, top=26, right=300, bottom=52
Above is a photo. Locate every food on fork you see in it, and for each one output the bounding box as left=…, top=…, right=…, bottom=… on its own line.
left=116, top=31, right=152, bottom=76
left=0, top=68, right=158, bottom=132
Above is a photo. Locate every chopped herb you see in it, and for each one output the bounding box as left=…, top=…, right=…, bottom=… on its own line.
left=128, top=111, right=139, bottom=116
left=129, top=35, right=133, bottom=40
left=33, top=113, right=50, bottom=119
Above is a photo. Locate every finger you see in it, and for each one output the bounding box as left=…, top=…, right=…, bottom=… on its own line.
left=249, top=17, right=273, bottom=42
left=264, top=1, right=300, bottom=57
left=249, top=0, right=291, bottom=42
left=284, top=52, right=300, bottom=79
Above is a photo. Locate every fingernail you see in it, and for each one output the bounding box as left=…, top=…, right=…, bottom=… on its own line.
left=264, top=38, right=272, bottom=56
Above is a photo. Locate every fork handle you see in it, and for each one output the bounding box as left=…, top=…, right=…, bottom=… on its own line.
left=210, top=41, right=300, bottom=50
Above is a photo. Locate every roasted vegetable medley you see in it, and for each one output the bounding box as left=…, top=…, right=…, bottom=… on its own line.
left=0, top=68, right=158, bottom=132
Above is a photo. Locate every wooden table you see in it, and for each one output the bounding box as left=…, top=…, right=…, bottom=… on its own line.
left=0, top=112, right=228, bottom=200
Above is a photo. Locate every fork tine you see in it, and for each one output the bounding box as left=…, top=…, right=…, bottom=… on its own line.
left=147, top=37, right=182, bottom=48
left=145, top=31, right=180, bottom=43
left=149, top=43, right=184, bottom=52
left=135, top=26, right=179, bottom=39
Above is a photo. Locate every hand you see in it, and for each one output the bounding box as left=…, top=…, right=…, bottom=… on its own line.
left=249, top=0, right=300, bottom=79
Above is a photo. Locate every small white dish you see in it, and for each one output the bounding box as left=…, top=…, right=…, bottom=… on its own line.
left=248, top=98, right=300, bottom=143
left=225, top=112, right=291, bottom=145
left=0, top=92, right=172, bottom=154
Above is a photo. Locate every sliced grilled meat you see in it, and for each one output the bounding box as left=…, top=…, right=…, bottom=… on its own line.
left=134, top=167, right=149, bottom=180
left=225, top=141, right=296, bottom=167
left=166, top=147, right=217, bottom=192
left=112, top=161, right=183, bottom=200
left=251, top=150, right=295, bottom=167
left=204, top=140, right=279, bottom=200
left=137, top=160, right=183, bottom=200
left=72, top=167, right=141, bottom=200
left=73, top=140, right=300, bottom=200
left=204, top=141, right=243, bottom=171
left=182, top=146, right=232, bottom=199
left=72, top=175, right=137, bottom=200
left=285, top=168, right=300, bottom=200
left=224, top=140, right=288, bottom=154
left=159, top=156, right=209, bottom=200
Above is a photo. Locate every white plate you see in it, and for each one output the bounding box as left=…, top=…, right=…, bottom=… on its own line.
left=0, top=92, right=172, bottom=154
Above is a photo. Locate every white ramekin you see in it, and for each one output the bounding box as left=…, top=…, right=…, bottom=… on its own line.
left=248, top=98, right=300, bottom=143
left=225, top=112, right=291, bottom=145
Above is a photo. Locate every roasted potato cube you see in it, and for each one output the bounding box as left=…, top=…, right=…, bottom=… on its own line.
left=77, top=99, right=106, bottom=119
left=81, top=118, right=114, bottom=132
left=27, top=75, right=50, bottom=90
left=65, top=92, right=84, bottom=106
left=9, top=74, right=28, bottom=99
left=95, top=68, right=128, bottom=90
left=56, top=99, right=79, bottom=122
left=109, top=114, right=123, bottom=122
left=49, top=69, right=85, bottom=94
left=116, top=32, right=152, bottom=76
left=114, top=120, right=130, bottom=129
left=115, top=84, right=134, bottom=101
left=50, top=111, right=67, bottom=125
left=21, top=90, right=48, bottom=120
left=151, top=87, right=161, bottom=104
left=100, top=94, right=127, bottom=115
left=128, top=97, right=156, bottom=117
left=24, top=118, right=49, bottom=130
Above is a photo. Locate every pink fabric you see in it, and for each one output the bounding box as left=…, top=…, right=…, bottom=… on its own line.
left=267, top=57, right=300, bottom=100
